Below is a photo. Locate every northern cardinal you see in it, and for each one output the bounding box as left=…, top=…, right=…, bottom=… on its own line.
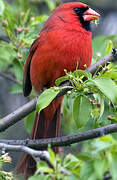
left=16, top=2, right=99, bottom=179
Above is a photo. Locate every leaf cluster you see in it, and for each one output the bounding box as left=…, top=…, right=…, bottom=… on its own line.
left=0, top=153, right=13, bottom=180
left=29, top=135, right=117, bottom=180
left=36, top=62, right=117, bottom=131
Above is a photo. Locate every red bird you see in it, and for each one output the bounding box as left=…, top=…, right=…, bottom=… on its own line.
left=16, top=2, right=99, bottom=179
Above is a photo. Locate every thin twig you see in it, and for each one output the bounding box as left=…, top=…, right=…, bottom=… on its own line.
left=0, top=123, right=117, bottom=149
left=0, top=143, right=49, bottom=162
left=0, top=71, right=22, bottom=85
left=1, top=49, right=117, bottom=133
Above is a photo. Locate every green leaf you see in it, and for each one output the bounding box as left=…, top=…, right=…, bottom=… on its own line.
left=100, top=135, right=114, bottom=142
left=3, top=2, right=17, bottom=36
left=102, top=69, right=117, bottom=79
left=25, top=111, right=35, bottom=134
left=0, top=0, right=5, bottom=16
left=64, top=154, right=80, bottom=169
left=92, top=36, right=108, bottom=61
left=37, top=166, right=53, bottom=174
left=28, top=176, right=40, bottom=180
left=80, top=161, right=94, bottom=180
left=66, top=174, right=78, bottom=180
left=93, top=140, right=113, bottom=152
left=11, top=59, right=23, bottom=81
left=0, top=43, right=16, bottom=70
left=76, top=153, right=93, bottom=161
left=105, top=40, right=113, bottom=55
left=36, top=87, right=60, bottom=113
left=74, top=70, right=91, bottom=78
left=45, top=0, right=56, bottom=11
left=48, top=147, right=56, bottom=167
left=110, top=153, right=117, bottom=180
left=36, top=161, right=53, bottom=174
left=22, top=9, right=30, bottom=25
left=92, top=78, right=117, bottom=104
left=55, top=76, right=68, bottom=86
left=94, top=159, right=106, bottom=179
left=73, top=95, right=92, bottom=128
left=29, top=175, right=50, bottom=180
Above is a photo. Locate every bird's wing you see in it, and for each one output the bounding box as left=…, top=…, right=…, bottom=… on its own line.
left=23, top=37, right=39, bottom=97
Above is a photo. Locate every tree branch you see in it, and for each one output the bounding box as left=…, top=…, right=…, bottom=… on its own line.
left=0, top=49, right=117, bottom=133
left=0, top=97, right=38, bottom=132
left=87, top=48, right=117, bottom=74
left=0, top=123, right=117, bottom=149
left=0, top=143, right=70, bottom=175
left=0, top=143, right=49, bottom=163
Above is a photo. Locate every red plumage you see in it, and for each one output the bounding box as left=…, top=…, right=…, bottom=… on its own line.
left=16, top=2, right=99, bottom=179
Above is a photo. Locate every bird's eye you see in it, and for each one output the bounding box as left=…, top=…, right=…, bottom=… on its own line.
left=74, top=7, right=80, bottom=13
left=74, top=6, right=89, bottom=15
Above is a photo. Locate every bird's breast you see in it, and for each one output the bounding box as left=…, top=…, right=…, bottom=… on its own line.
left=30, top=29, right=92, bottom=93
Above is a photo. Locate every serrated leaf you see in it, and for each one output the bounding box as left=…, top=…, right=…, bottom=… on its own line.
left=73, top=95, right=92, bottom=128
left=36, top=87, right=60, bottom=113
left=93, top=78, right=117, bottom=105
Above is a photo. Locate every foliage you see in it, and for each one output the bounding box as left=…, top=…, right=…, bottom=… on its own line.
left=29, top=136, right=117, bottom=180
left=37, top=62, right=117, bottom=131
left=0, top=153, right=13, bottom=180
left=0, top=0, right=50, bottom=94
left=0, top=0, right=117, bottom=180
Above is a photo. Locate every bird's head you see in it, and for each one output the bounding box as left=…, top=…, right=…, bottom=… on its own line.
left=52, top=2, right=100, bottom=31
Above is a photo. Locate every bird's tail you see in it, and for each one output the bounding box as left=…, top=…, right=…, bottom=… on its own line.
left=16, top=97, right=63, bottom=179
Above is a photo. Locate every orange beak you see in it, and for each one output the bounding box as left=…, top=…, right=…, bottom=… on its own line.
left=83, top=8, right=100, bottom=21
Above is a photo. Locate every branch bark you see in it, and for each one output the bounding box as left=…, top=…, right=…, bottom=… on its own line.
left=0, top=97, right=38, bottom=132
left=0, top=49, right=117, bottom=133
left=0, top=143, right=49, bottom=162
left=0, top=123, right=117, bottom=149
